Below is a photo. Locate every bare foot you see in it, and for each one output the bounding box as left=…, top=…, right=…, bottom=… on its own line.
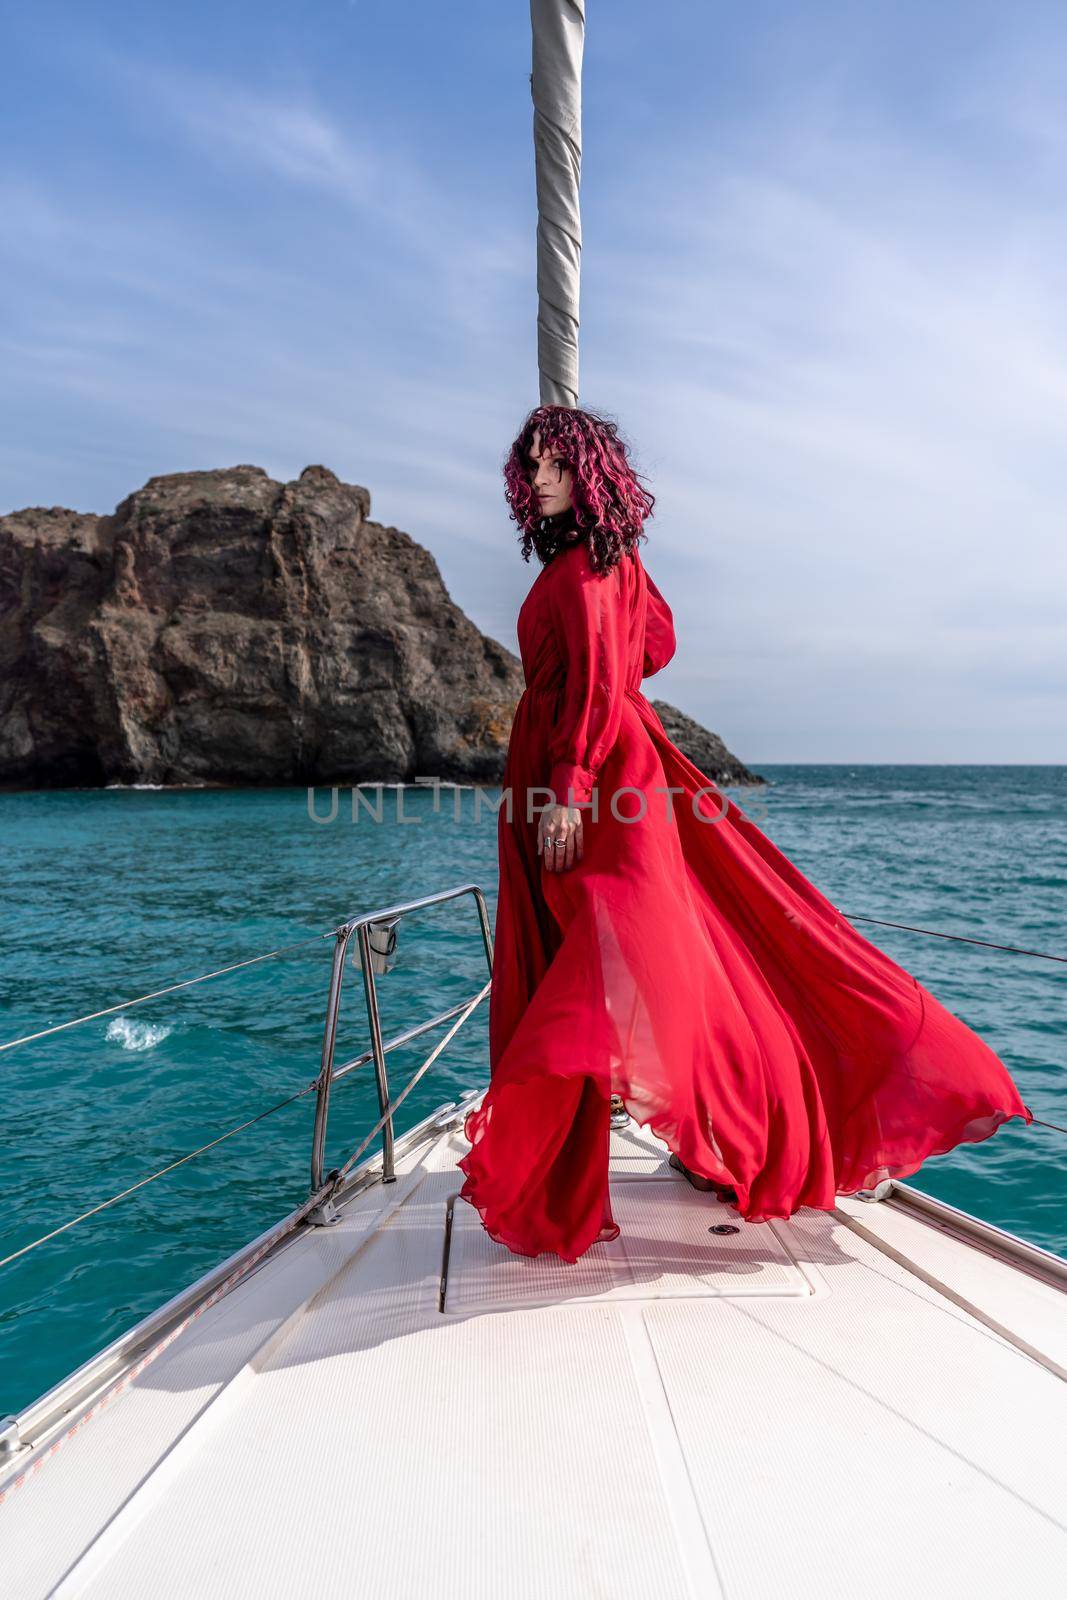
left=668, top=1150, right=737, bottom=1200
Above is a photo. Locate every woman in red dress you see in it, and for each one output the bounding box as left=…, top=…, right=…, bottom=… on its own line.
left=457, top=404, right=1033, bottom=1264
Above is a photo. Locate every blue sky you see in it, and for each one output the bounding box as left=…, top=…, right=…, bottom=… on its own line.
left=2, top=0, right=1065, bottom=762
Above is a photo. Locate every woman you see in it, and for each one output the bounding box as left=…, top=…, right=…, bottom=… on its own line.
left=457, top=404, right=1032, bottom=1264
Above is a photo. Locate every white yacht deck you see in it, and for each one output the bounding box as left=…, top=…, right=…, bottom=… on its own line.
left=3, top=1109, right=1066, bottom=1599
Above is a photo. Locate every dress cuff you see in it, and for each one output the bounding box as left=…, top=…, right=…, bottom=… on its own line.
left=549, top=762, right=597, bottom=808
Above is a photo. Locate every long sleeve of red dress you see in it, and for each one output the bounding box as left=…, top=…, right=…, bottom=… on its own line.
left=641, top=569, right=676, bottom=679
left=546, top=556, right=630, bottom=808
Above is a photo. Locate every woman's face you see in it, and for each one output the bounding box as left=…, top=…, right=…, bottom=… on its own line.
left=526, top=428, right=574, bottom=518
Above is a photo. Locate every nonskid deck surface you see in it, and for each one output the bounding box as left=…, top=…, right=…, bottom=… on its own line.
left=4, top=1120, right=1066, bottom=1599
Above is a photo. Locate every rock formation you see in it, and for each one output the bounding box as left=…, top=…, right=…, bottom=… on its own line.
left=647, top=702, right=762, bottom=787
left=0, top=465, right=763, bottom=790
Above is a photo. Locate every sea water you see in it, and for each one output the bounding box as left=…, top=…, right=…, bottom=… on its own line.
left=1, top=765, right=1064, bottom=1414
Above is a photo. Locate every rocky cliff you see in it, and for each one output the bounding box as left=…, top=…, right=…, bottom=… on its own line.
left=0, top=465, right=763, bottom=790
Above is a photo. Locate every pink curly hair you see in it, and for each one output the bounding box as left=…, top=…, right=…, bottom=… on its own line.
left=504, top=404, right=656, bottom=574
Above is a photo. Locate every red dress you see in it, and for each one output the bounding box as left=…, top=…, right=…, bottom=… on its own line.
left=457, top=538, right=1033, bottom=1262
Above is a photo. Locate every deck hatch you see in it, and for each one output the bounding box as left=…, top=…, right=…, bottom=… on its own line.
left=443, top=1178, right=817, bottom=1313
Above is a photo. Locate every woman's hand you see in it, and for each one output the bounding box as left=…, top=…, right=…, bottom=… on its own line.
left=538, top=802, right=584, bottom=873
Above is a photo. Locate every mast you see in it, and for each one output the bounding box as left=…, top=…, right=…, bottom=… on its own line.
left=529, top=0, right=585, bottom=409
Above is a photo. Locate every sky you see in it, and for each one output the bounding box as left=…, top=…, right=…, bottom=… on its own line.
left=2, top=0, right=1065, bottom=763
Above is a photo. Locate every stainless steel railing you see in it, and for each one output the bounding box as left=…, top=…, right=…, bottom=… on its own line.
left=307, top=882, right=493, bottom=1220
left=0, top=882, right=495, bottom=1273
left=0, top=882, right=494, bottom=1468
left=0, top=1093, right=486, bottom=1473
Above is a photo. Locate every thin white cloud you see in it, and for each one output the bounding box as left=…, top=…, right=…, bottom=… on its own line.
left=3, top=30, right=1065, bottom=760
left=93, top=49, right=530, bottom=340
left=580, top=92, right=1067, bottom=758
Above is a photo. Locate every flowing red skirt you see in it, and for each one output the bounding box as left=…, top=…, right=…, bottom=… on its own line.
left=458, top=690, right=1033, bottom=1264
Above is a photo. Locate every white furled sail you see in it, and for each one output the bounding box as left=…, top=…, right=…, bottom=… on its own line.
left=530, top=0, right=585, bottom=408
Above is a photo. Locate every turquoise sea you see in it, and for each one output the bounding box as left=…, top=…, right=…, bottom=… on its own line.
left=1, top=765, right=1064, bottom=1415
